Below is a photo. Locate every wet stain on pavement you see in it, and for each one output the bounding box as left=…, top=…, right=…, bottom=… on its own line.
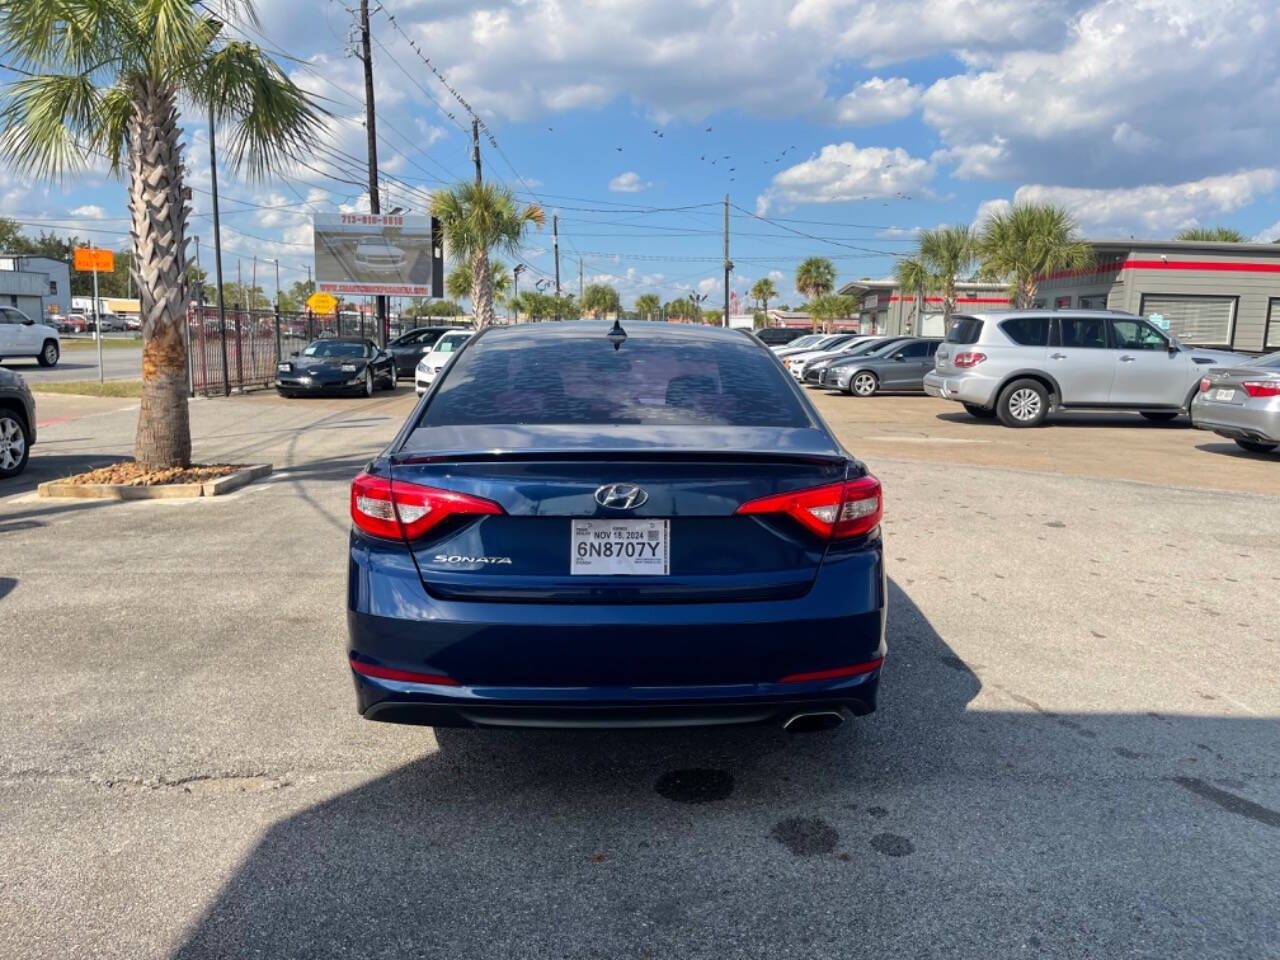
left=867, top=806, right=889, bottom=819
left=1172, top=777, right=1280, bottom=828
left=771, top=817, right=839, bottom=856
left=654, top=769, right=734, bottom=804
left=870, top=833, right=915, bottom=857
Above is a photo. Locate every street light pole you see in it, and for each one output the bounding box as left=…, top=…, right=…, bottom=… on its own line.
left=512, top=264, right=524, bottom=322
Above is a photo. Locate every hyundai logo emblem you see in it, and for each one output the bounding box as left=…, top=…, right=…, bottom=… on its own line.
left=594, top=483, right=648, bottom=510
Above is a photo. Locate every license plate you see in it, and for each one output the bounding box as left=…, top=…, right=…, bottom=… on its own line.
left=571, top=519, right=669, bottom=576
left=1211, top=388, right=1236, bottom=402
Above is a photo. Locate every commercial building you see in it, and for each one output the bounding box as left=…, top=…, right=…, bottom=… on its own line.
left=1034, top=240, right=1280, bottom=353
left=838, top=279, right=1011, bottom=336
left=0, top=254, right=71, bottom=320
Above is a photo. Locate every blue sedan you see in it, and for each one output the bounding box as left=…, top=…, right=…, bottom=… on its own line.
left=347, top=321, right=886, bottom=731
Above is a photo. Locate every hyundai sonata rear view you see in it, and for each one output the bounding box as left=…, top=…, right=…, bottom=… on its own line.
left=347, top=321, right=886, bottom=730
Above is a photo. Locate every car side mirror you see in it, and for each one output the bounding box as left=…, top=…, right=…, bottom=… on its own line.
left=21, top=318, right=34, bottom=326
left=892, top=354, right=905, bottom=362
left=1167, top=344, right=1179, bottom=356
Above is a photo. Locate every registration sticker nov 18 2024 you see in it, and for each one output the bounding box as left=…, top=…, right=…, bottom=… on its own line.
left=570, top=519, right=670, bottom=576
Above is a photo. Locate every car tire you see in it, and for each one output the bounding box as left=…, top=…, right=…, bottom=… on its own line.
left=1234, top=438, right=1277, bottom=454
left=0, top=410, right=30, bottom=478
left=850, top=371, right=878, bottom=397
left=363, top=369, right=374, bottom=397
left=1140, top=411, right=1179, bottom=422
left=962, top=403, right=997, bottom=419
left=996, top=378, right=1049, bottom=428
left=37, top=340, right=60, bottom=367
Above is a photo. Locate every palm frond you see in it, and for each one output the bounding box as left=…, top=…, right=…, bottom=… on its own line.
left=196, top=40, right=325, bottom=181
left=0, top=0, right=128, bottom=75
left=0, top=73, right=110, bottom=179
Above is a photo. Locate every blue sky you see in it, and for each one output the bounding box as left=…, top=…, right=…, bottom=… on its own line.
left=3, top=0, right=1279, bottom=308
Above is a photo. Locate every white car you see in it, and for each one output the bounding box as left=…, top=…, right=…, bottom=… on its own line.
left=354, top=236, right=408, bottom=275
left=0, top=305, right=61, bottom=367
left=415, top=329, right=473, bottom=395
left=780, top=334, right=862, bottom=378
left=789, top=336, right=884, bottom=381
left=770, top=333, right=824, bottom=354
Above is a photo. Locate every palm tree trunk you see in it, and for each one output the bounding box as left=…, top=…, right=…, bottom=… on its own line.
left=471, top=249, right=495, bottom=327
left=1019, top=276, right=1038, bottom=309
left=130, top=80, right=191, bottom=470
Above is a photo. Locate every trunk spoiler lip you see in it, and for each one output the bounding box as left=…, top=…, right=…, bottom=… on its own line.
left=391, top=449, right=852, bottom=467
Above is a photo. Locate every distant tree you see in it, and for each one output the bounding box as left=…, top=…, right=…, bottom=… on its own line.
left=431, top=181, right=544, bottom=327
left=977, top=204, right=1092, bottom=309
left=634, top=293, right=661, bottom=321
left=795, top=258, right=837, bottom=331
left=750, top=276, right=778, bottom=316
left=663, top=297, right=697, bottom=321
left=808, top=294, right=859, bottom=333
left=1174, top=226, right=1248, bottom=243
left=580, top=283, right=621, bottom=319
left=916, top=225, right=978, bottom=327
left=702, top=308, right=723, bottom=325
left=447, top=261, right=511, bottom=307
left=894, top=257, right=934, bottom=335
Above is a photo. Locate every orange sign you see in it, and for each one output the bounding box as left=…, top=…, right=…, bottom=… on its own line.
left=74, top=248, right=115, bottom=272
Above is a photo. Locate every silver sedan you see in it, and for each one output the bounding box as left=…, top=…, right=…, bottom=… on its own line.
left=1191, top=351, right=1280, bottom=454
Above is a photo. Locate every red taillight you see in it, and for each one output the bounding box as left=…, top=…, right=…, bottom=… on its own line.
left=736, top=476, right=882, bottom=540
left=953, top=352, right=987, bottom=369
left=779, top=658, right=884, bottom=684
left=350, top=472, right=504, bottom=541
left=349, top=655, right=460, bottom=686
left=1199, top=378, right=1213, bottom=393
left=1242, top=380, right=1280, bottom=398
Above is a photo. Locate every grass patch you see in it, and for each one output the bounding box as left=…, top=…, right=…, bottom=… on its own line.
left=30, top=379, right=144, bottom=398
left=60, top=337, right=142, bottom=349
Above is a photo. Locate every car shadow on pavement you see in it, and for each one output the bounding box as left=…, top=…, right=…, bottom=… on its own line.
left=934, top=410, right=1189, bottom=429
left=0, top=452, right=122, bottom=500
left=1194, top=441, right=1280, bottom=460
left=168, top=579, right=1279, bottom=960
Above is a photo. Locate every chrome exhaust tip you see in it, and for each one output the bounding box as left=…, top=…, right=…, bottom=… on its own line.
left=782, top=711, right=844, bottom=733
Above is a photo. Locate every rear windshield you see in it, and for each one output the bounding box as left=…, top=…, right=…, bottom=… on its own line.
left=946, top=317, right=984, bottom=344
left=1246, top=351, right=1280, bottom=368
left=421, top=334, right=813, bottom=428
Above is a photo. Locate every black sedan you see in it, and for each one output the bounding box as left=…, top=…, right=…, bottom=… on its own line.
left=275, top=338, right=396, bottom=398
left=386, top=326, right=461, bottom=378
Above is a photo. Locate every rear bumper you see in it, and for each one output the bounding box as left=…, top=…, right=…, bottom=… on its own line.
left=1191, top=396, right=1280, bottom=443
left=347, top=531, right=886, bottom=728
left=923, top=370, right=998, bottom=406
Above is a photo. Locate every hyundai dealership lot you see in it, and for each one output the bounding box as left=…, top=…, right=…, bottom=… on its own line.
left=1, top=382, right=1276, bottom=960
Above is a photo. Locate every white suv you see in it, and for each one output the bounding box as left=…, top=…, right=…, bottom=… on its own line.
left=0, top=306, right=61, bottom=367
left=924, top=310, right=1243, bottom=427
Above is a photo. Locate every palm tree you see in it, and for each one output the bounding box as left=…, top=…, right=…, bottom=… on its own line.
left=431, top=181, right=544, bottom=329
left=977, top=204, right=1092, bottom=309
left=917, top=225, right=977, bottom=327
left=580, top=283, right=620, bottom=319
left=446, top=261, right=511, bottom=312
left=795, top=258, right=837, bottom=331
left=634, top=293, right=661, bottom=321
left=894, top=257, right=935, bottom=335
left=750, top=277, right=778, bottom=318
left=1174, top=226, right=1248, bottom=243
left=0, top=0, right=322, bottom=469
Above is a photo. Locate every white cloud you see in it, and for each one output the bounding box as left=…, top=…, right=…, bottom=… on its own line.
left=832, top=77, right=922, bottom=125
left=876, top=225, right=923, bottom=238
left=971, top=198, right=1012, bottom=229
left=1251, top=221, right=1280, bottom=243
left=977, top=169, right=1280, bottom=237
left=756, top=142, right=935, bottom=214
left=70, top=204, right=107, bottom=219
left=922, top=0, right=1280, bottom=184
left=609, top=171, right=651, bottom=193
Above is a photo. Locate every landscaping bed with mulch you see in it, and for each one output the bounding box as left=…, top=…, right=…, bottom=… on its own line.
left=63, top=462, right=246, bottom=486
left=38, top=461, right=272, bottom=500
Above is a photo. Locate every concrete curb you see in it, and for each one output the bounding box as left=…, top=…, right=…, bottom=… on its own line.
left=37, top=464, right=273, bottom=500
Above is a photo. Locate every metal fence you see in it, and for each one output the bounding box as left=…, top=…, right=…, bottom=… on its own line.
left=184, top=307, right=389, bottom=396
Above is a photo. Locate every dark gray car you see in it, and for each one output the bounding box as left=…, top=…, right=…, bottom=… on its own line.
left=0, top=366, right=35, bottom=478
left=820, top=338, right=942, bottom=396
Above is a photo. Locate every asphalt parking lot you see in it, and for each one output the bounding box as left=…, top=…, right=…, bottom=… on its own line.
left=1, top=339, right=143, bottom=383
left=2, top=387, right=1277, bottom=959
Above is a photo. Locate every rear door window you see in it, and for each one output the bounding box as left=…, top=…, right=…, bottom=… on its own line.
left=946, top=316, right=983, bottom=344
left=1000, top=317, right=1050, bottom=346
left=1057, top=317, right=1108, bottom=348
left=422, top=335, right=814, bottom=428
left=893, top=341, right=930, bottom=358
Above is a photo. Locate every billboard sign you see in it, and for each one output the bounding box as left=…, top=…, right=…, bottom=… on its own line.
left=313, top=213, right=438, bottom=296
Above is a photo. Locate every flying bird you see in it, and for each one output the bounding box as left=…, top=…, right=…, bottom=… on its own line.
left=616, top=146, right=623, bottom=151
left=547, top=127, right=554, bottom=132
left=705, top=126, right=712, bottom=132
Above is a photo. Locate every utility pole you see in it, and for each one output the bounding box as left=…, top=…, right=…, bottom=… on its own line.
left=553, top=215, right=561, bottom=321
left=578, top=258, right=583, bottom=301
left=723, top=194, right=731, bottom=328
left=358, top=0, right=387, bottom=346
left=472, top=117, right=482, bottom=184
left=208, top=113, right=230, bottom=397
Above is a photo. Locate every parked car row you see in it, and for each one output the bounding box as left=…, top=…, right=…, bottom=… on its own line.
left=773, top=311, right=1276, bottom=456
